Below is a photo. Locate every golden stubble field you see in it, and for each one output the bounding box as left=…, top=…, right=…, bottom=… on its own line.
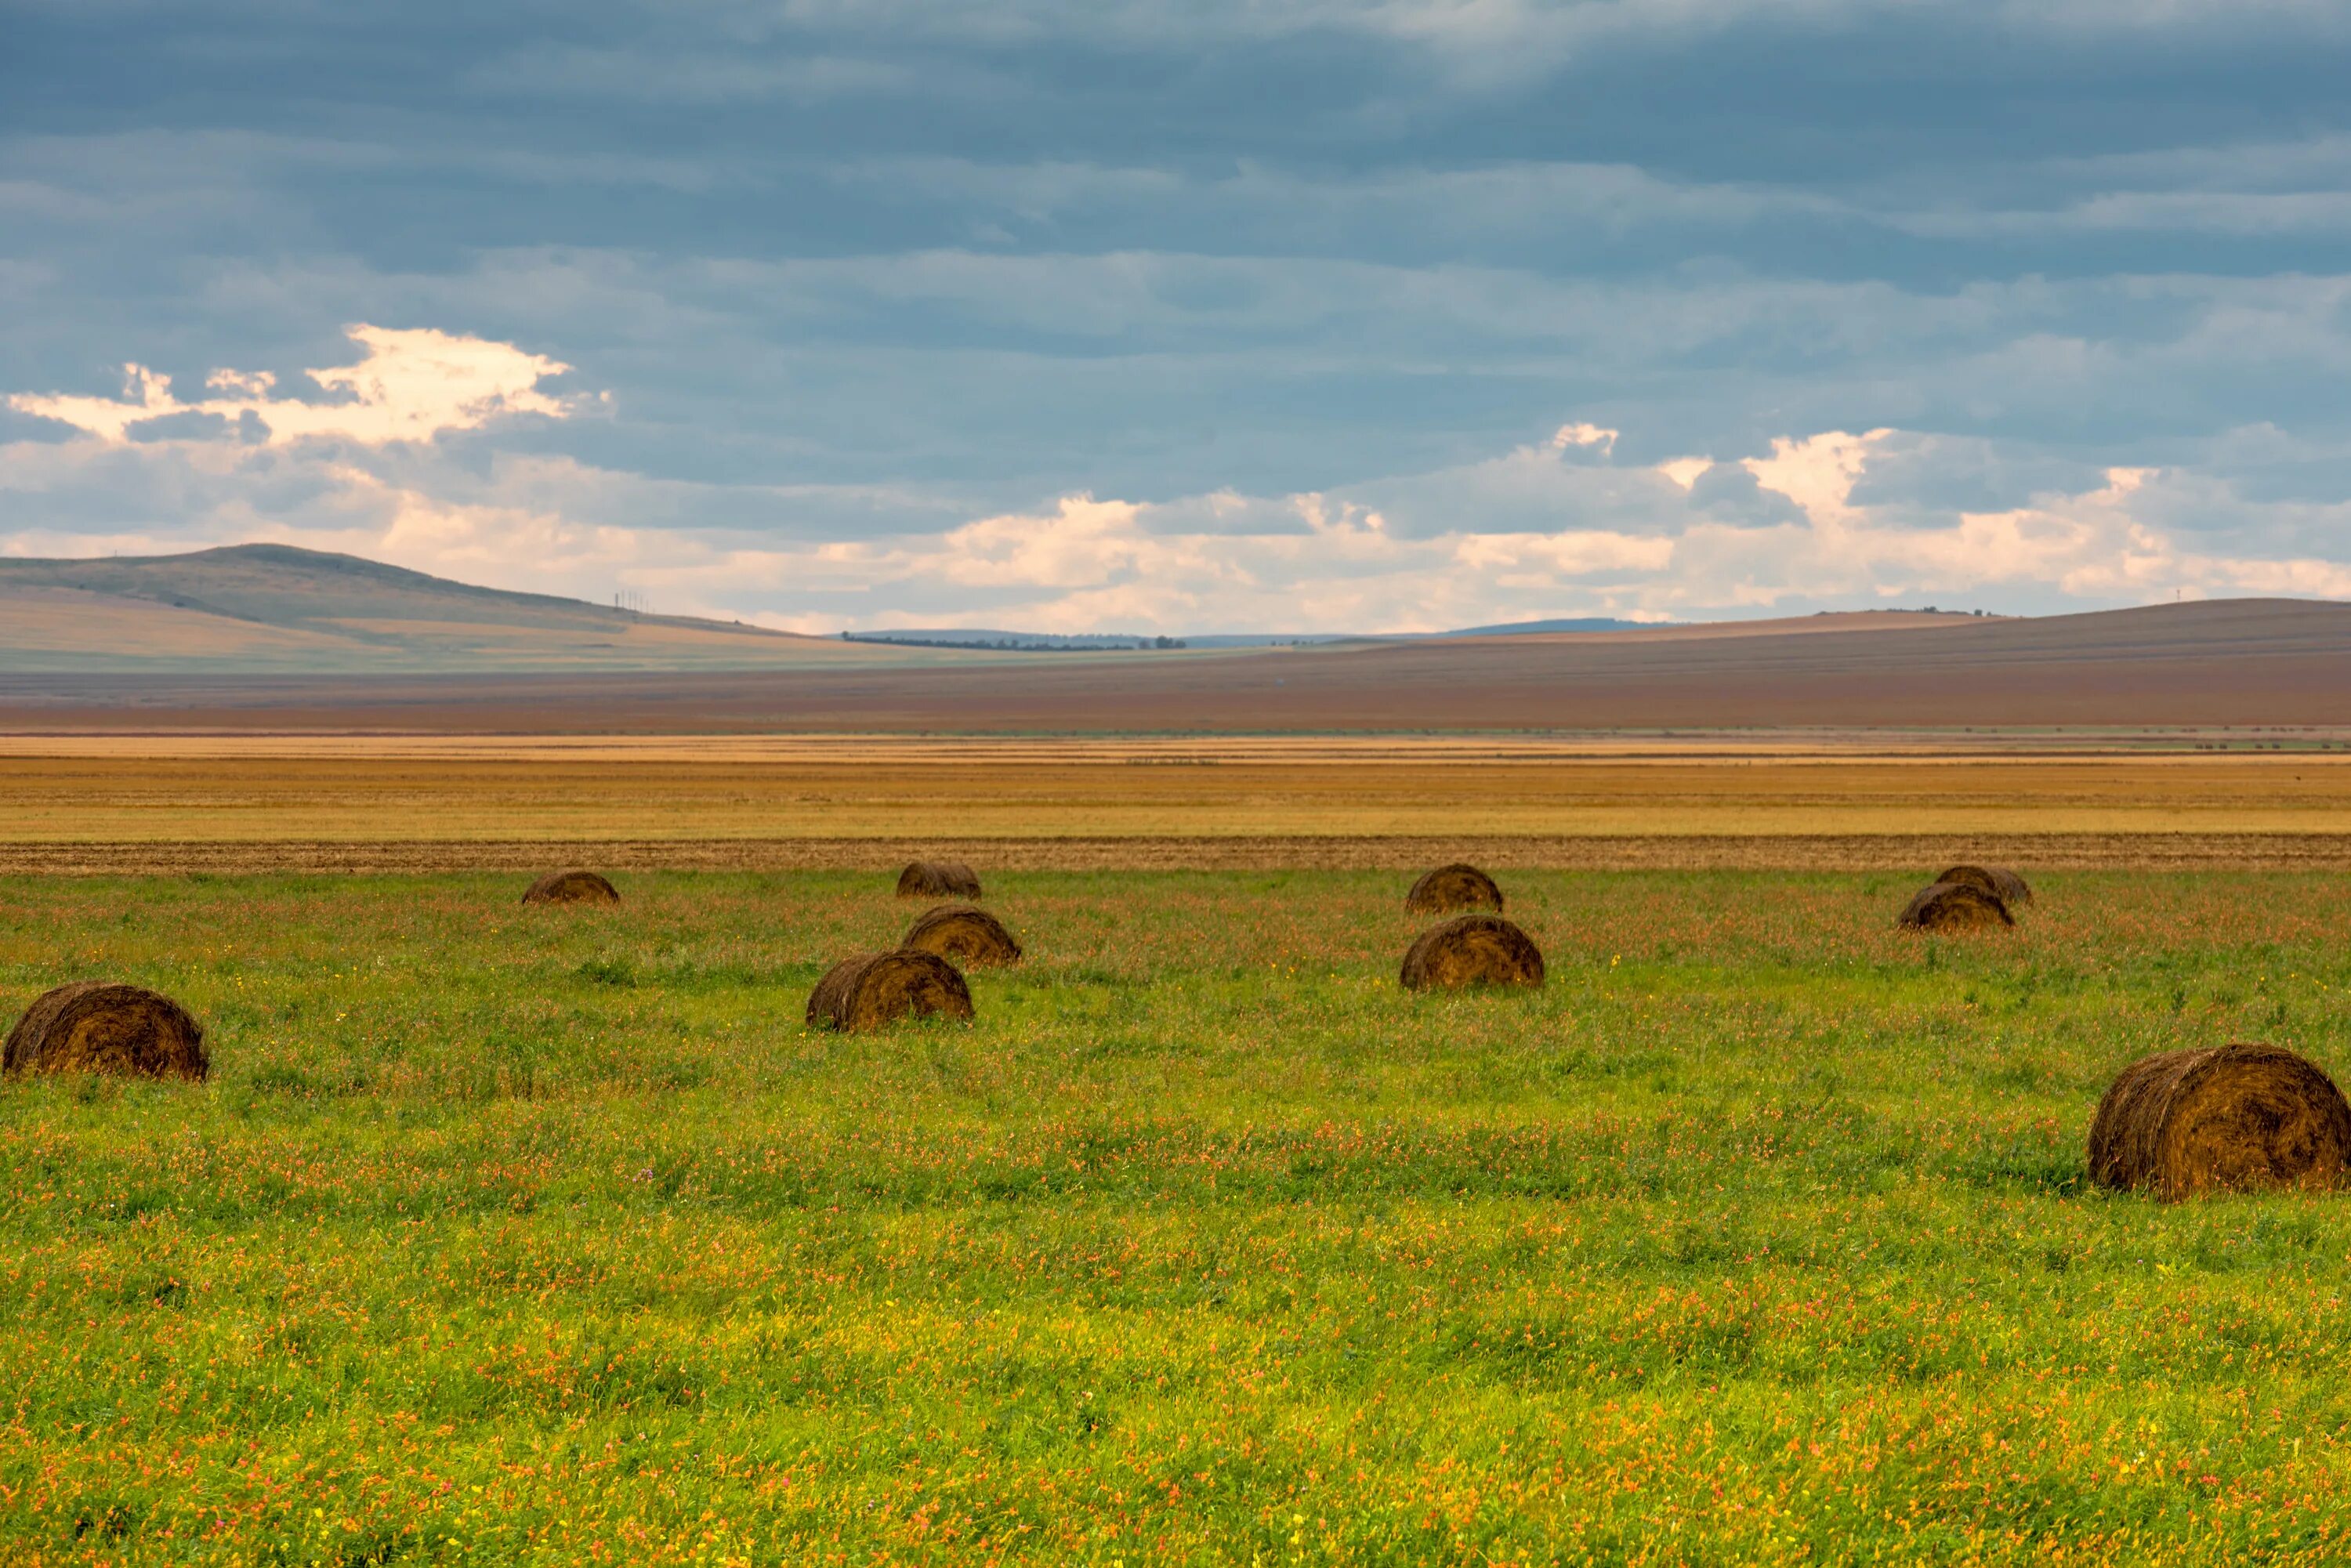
left=0, top=736, right=2347, bottom=868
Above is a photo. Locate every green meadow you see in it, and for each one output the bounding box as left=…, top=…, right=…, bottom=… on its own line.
left=5, top=870, right=2351, bottom=1566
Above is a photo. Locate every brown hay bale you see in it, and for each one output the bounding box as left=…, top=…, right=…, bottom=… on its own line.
left=522, top=870, right=621, bottom=907
left=1936, top=864, right=2034, bottom=906
left=1404, top=863, right=1505, bottom=916
left=1896, top=881, right=2012, bottom=932
left=2088, top=1043, right=2351, bottom=1201
left=1400, top=914, right=1545, bottom=991
left=806, top=949, right=976, bottom=1031
left=4, top=982, right=207, bottom=1080
left=897, top=860, right=982, bottom=900
left=901, top=904, right=1023, bottom=966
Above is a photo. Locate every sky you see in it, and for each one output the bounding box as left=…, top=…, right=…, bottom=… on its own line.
left=5, top=2, right=2351, bottom=634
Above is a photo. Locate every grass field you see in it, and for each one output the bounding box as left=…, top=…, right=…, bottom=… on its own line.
left=8, top=868, right=2351, bottom=1564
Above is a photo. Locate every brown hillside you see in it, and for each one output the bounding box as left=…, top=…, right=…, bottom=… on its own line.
left=0, top=543, right=973, bottom=673
left=0, top=597, right=2342, bottom=732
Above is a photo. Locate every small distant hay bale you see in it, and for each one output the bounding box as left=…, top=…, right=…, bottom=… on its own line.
left=522, top=870, right=621, bottom=907
left=897, top=860, right=982, bottom=900
left=1404, top=863, right=1505, bottom=916
left=901, top=904, right=1023, bottom=967
left=1936, top=864, right=2034, bottom=906
left=4, top=982, right=207, bottom=1081
left=806, top=950, right=976, bottom=1031
left=1896, top=881, right=2013, bottom=932
left=2089, top=1043, right=2351, bottom=1201
left=1400, top=914, right=1545, bottom=991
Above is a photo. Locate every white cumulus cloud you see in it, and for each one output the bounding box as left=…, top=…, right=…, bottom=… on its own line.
left=6, top=327, right=2350, bottom=629
left=8, top=324, right=578, bottom=447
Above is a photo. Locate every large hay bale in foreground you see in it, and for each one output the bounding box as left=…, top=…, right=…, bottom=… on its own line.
left=806, top=950, right=976, bottom=1031
left=1400, top=914, right=1545, bottom=991
left=1936, top=864, right=2034, bottom=906
left=1896, top=881, right=2013, bottom=932
left=901, top=904, right=1023, bottom=967
left=4, top=982, right=207, bottom=1080
left=897, top=860, right=981, bottom=900
left=1405, top=863, right=1505, bottom=916
left=522, top=870, right=621, bottom=907
left=2089, top=1043, right=2351, bottom=1201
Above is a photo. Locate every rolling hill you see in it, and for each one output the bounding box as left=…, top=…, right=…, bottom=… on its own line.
left=0, top=578, right=2343, bottom=732
left=0, top=544, right=974, bottom=672
left=0, top=545, right=2011, bottom=677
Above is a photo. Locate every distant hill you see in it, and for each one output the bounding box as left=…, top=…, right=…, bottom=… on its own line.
left=844, top=629, right=1190, bottom=650
left=857, top=619, right=1664, bottom=644
left=6, top=594, right=2346, bottom=732
left=863, top=630, right=1367, bottom=650
left=1443, top=616, right=1656, bottom=636
left=0, top=545, right=2012, bottom=676
left=0, top=545, right=982, bottom=673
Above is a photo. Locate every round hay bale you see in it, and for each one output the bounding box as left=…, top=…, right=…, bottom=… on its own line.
left=901, top=903, right=1023, bottom=967
left=4, top=982, right=207, bottom=1080
left=522, top=870, right=620, bottom=907
left=1936, top=863, right=2034, bottom=906
left=897, top=860, right=982, bottom=900
left=1896, top=881, right=2012, bottom=932
left=1404, top=863, right=1505, bottom=916
left=2088, top=1043, right=2351, bottom=1201
left=1400, top=914, right=1545, bottom=991
left=806, top=950, right=975, bottom=1031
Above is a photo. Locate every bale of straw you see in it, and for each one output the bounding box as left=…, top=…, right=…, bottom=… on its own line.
left=1400, top=914, right=1545, bottom=990
left=901, top=904, right=1023, bottom=967
left=897, top=860, right=982, bottom=900
left=522, top=870, right=621, bottom=907
left=1936, top=864, right=2034, bottom=906
left=806, top=950, right=976, bottom=1031
left=1405, top=863, right=1505, bottom=916
left=2088, top=1043, right=2351, bottom=1200
left=4, top=982, right=208, bottom=1080
left=1896, top=881, right=2012, bottom=932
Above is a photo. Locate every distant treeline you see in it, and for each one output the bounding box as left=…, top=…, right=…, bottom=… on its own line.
left=840, top=633, right=1189, bottom=650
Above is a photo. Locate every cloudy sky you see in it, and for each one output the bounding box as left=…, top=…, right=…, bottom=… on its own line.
left=6, top=1, right=2351, bottom=632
